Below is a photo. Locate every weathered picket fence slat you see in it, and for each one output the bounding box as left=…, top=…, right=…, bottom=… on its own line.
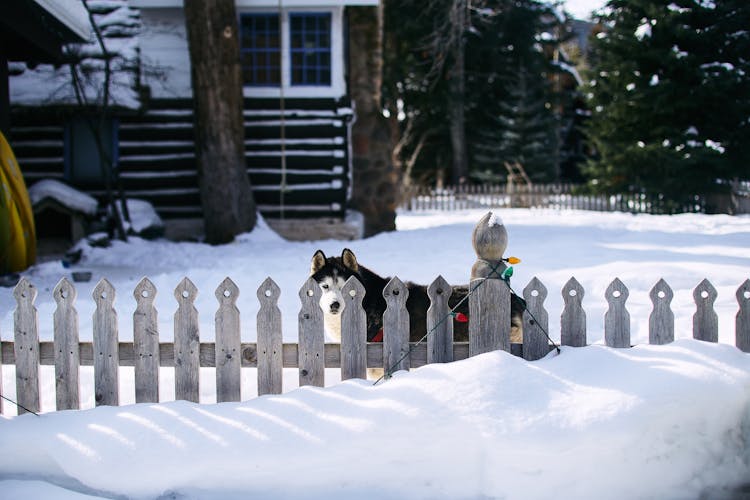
left=93, top=279, right=118, bottom=407
left=53, top=278, right=79, bottom=411
left=341, top=277, right=367, bottom=380
left=257, top=277, right=282, bottom=396
left=737, top=279, right=750, bottom=353
left=174, top=277, right=200, bottom=403
left=298, top=277, right=324, bottom=387
left=134, top=277, right=159, bottom=403
left=215, top=277, right=241, bottom=403
left=2, top=274, right=749, bottom=416
left=427, top=276, right=453, bottom=363
left=649, top=279, right=674, bottom=345
left=14, top=279, right=40, bottom=415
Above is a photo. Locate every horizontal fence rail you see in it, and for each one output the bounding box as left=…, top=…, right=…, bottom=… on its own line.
left=401, top=184, right=707, bottom=214
left=2, top=276, right=749, bottom=415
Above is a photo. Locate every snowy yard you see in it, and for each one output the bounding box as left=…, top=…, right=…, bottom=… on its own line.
left=1, top=208, right=749, bottom=498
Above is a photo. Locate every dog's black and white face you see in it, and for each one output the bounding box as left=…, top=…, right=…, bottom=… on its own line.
left=310, top=249, right=360, bottom=333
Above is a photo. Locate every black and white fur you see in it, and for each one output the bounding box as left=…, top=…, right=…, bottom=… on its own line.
left=310, top=248, right=524, bottom=343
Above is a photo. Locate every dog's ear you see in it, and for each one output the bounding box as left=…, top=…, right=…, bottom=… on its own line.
left=310, top=250, right=327, bottom=275
left=341, top=248, right=359, bottom=272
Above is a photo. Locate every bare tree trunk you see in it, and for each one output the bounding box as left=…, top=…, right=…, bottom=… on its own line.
left=184, top=0, right=256, bottom=244
left=348, top=5, right=400, bottom=236
left=448, top=0, right=468, bottom=185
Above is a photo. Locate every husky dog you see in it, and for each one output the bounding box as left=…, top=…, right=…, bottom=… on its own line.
left=310, top=248, right=524, bottom=343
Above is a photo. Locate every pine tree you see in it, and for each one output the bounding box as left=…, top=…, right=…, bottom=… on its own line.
left=467, top=0, right=566, bottom=183
left=584, top=0, right=750, bottom=211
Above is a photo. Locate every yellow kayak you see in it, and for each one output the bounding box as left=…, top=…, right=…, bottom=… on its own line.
left=0, top=131, right=36, bottom=273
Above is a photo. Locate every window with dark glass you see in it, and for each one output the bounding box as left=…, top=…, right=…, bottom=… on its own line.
left=239, top=14, right=281, bottom=86
left=289, top=13, right=331, bottom=86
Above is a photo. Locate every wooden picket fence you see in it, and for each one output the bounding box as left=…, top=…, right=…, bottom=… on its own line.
left=402, top=184, right=707, bottom=214
left=2, top=274, right=749, bottom=416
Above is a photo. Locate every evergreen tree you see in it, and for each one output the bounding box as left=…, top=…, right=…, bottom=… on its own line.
left=584, top=0, right=750, bottom=210
left=467, top=1, right=566, bottom=183
left=383, top=0, right=573, bottom=185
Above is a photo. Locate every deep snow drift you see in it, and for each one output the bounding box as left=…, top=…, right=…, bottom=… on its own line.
left=1, top=341, right=749, bottom=499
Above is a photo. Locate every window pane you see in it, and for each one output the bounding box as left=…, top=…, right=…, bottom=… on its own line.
left=239, top=14, right=281, bottom=86
left=289, top=13, right=331, bottom=86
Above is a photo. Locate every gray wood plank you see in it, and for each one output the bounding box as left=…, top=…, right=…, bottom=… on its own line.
left=383, top=277, right=410, bottom=373
left=298, top=277, right=324, bottom=387
left=133, top=277, right=159, bottom=403
left=561, top=277, right=586, bottom=347
left=257, top=277, right=283, bottom=395
left=53, top=277, right=80, bottom=410
left=427, top=275, right=453, bottom=363
left=92, top=279, right=119, bottom=407
left=604, top=278, right=630, bottom=348
left=522, top=277, right=549, bottom=361
left=469, top=278, right=510, bottom=356
left=215, top=277, right=241, bottom=403
left=693, top=279, right=718, bottom=343
left=174, top=277, right=200, bottom=402
left=340, top=277, right=367, bottom=380
left=13, top=278, right=40, bottom=414
left=649, top=279, right=674, bottom=345
left=737, top=279, right=750, bottom=353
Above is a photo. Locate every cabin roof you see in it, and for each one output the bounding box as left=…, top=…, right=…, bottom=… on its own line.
left=130, top=0, right=378, bottom=7
left=1, top=0, right=91, bottom=63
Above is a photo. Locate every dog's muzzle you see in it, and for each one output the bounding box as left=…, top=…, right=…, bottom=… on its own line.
left=329, top=301, right=341, bottom=314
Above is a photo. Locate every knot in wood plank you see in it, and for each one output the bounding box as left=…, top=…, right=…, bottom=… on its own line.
left=13, top=277, right=37, bottom=304
left=53, top=277, right=76, bottom=305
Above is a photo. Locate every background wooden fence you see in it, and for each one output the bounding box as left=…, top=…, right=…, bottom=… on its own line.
left=401, top=184, right=707, bottom=214
left=2, top=275, right=749, bottom=415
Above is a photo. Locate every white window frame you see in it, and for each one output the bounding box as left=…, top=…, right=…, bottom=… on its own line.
left=239, top=7, right=345, bottom=99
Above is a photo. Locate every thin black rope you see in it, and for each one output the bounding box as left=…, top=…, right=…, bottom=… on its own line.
left=500, top=278, right=561, bottom=355
left=1, top=393, right=40, bottom=417
left=374, top=259, right=506, bottom=385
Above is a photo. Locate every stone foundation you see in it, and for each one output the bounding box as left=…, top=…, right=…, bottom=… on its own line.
left=163, top=211, right=365, bottom=242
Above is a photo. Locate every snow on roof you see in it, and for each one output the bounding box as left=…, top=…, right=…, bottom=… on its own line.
left=28, top=179, right=99, bottom=216
left=9, top=0, right=140, bottom=109
left=33, top=0, right=92, bottom=41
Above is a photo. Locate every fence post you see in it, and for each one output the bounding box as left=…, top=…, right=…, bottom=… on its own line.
left=469, top=212, right=511, bottom=355
left=298, top=277, right=324, bottom=387
left=53, top=277, right=80, bottom=410
left=693, top=279, right=718, bottom=343
left=341, top=277, right=367, bottom=380
left=134, top=277, right=159, bottom=403
left=257, top=277, right=282, bottom=395
left=561, top=277, right=586, bottom=347
left=522, top=277, right=549, bottom=361
left=605, top=278, right=630, bottom=348
left=736, top=279, right=750, bottom=352
left=215, top=277, right=241, bottom=403
left=649, top=279, right=674, bottom=345
left=383, top=277, right=410, bottom=373
left=174, top=277, right=200, bottom=402
left=13, top=278, right=40, bottom=415
left=427, top=276, right=453, bottom=363
left=93, top=279, right=119, bottom=407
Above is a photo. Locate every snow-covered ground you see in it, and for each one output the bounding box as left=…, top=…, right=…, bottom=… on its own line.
left=1, top=209, right=749, bottom=498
